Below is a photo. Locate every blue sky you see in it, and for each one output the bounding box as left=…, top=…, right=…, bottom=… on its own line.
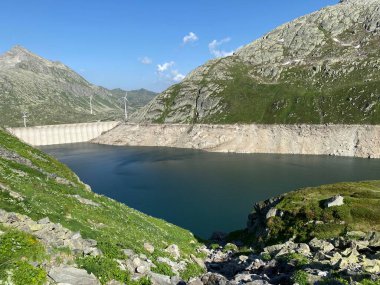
left=0, top=0, right=338, bottom=92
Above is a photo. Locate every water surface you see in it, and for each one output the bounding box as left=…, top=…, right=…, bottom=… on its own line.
left=41, top=143, right=380, bottom=238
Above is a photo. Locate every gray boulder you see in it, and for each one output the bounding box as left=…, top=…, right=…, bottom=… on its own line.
left=309, top=238, right=335, bottom=253
left=324, top=195, right=344, bottom=208
left=49, top=266, right=100, bottom=285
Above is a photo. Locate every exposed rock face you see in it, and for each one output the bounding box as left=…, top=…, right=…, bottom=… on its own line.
left=133, top=0, right=380, bottom=125
left=93, top=123, right=380, bottom=159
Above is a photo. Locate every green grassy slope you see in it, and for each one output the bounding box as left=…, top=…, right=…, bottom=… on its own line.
left=0, top=129, right=205, bottom=282
left=229, top=180, right=380, bottom=248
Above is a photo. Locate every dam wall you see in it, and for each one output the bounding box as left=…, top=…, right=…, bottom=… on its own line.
left=7, top=121, right=120, bottom=146
left=93, top=123, right=380, bottom=158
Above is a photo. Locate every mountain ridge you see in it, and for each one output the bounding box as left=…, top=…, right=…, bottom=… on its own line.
left=0, top=46, right=157, bottom=127
left=132, top=0, right=380, bottom=124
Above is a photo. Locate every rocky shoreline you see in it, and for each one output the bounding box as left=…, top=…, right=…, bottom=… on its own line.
left=93, top=123, right=380, bottom=159
left=2, top=208, right=379, bottom=285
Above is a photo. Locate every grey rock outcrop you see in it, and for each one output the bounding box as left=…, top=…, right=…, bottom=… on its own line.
left=49, top=266, right=100, bottom=285
left=324, top=195, right=345, bottom=208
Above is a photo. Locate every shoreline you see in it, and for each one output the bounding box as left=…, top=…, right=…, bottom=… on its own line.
left=93, top=123, right=380, bottom=159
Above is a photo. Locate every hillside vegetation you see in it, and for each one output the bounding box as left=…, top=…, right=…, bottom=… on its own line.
left=0, top=128, right=205, bottom=284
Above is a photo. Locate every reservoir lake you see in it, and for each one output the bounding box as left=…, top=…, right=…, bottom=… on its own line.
left=41, top=143, right=380, bottom=238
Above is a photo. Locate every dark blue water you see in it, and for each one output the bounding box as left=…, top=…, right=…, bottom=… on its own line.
left=41, top=143, right=380, bottom=238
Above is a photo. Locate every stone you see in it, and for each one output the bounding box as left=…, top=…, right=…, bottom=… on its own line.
left=309, top=238, right=335, bottom=253
left=70, top=195, right=100, bottom=207
left=136, top=265, right=148, bottom=274
left=37, top=217, right=50, bottom=224
left=148, top=272, right=172, bottom=285
left=265, top=208, right=278, bottom=219
left=188, top=278, right=203, bottom=285
left=144, top=242, right=155, bottom=253
left=165, top=244, right=180, bottom=260
left=123, top=248, right=135, bottom=257
left=190, top=254, right=206, bottom=270
left=201, top=273, right=228, bottom=285
left=324, top=195, right=344, bottom=208
left=49, top=266, right=100, bottom=285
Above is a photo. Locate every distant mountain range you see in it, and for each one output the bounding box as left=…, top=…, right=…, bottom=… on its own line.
left=0, top=46, right=157, bottom=127
left=133, top=0, right=380, bottom=124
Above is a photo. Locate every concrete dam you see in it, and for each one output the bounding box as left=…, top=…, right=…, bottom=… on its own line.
left=7, top=121, right=119, bottom=146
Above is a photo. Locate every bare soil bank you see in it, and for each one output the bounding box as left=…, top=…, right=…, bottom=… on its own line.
left=93, top=124, right=380, bottom=159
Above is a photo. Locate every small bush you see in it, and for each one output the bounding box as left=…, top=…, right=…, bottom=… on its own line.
left=360, top=280, right=380, bottom=285
left=180, top=263, right=205, bottom=281
left=291, top=270, right=308, bottom=285
left=130, top=276, right=152, bottom=285
left=12, top=261, right=46, bottom=285
left=76, top=256, right=129, bottom=285
left=278, top=253, right=309, bottom=267
left=151, top=262, right=175, bottom=277
left=261, top=252, right=272, bottom=261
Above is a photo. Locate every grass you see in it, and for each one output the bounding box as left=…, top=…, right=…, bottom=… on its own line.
left=154, top=50, right=380, bottom=125
left=0, top=228, right=47, bottom=285
left=0, top=128, right=205, bottom=282
left=243, top=180, right=380, bottom=247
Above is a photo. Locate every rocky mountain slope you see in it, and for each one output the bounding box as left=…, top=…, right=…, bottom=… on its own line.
left=0, top=46, right=156, bottom=127
left=133, top=0, right=380, bottom=124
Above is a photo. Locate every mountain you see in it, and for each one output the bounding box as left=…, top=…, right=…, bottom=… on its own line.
left=109, top=88, right=157, bottom=114
left=133, top=0, right=380, bottom=124
left=0, top=46, right=156, bottom=127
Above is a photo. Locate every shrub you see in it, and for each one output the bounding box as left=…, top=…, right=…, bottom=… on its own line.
left=151, top=262, right=175, bottom=277
left=76, top=256, right=130, bottom=285
left=180, top=263, right=205, bottom=281
left=260, top=252, right=272, bottom=261
left=291, top=270, right=309, bottom=285
left=12, top=261, right=46, bottom=285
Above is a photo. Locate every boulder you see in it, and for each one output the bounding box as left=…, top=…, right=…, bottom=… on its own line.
left=201, top=273, right=228, bottom=285
left=309, top=238, right=335, bottom=253
left=49, top=266, right=100, bottom=285
left=165, top=244, right=180, bottom=260
left=144, top=242, right=155, bottom=253
left=148, top=272, right=172, bottom=285
left=324, top=195, right=344, bottom=208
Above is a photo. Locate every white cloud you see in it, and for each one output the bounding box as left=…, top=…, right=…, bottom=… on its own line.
left=157, top=61, right=175, bottom=73
left=140, top=56, right=152, bottom=65
left=208, top=37, right=234, bottom=58
left=183, top=32, right=199, bottom=44
left=156, top=61, right=186, bottom=82
left=171, top=70, right=186, bottom=82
